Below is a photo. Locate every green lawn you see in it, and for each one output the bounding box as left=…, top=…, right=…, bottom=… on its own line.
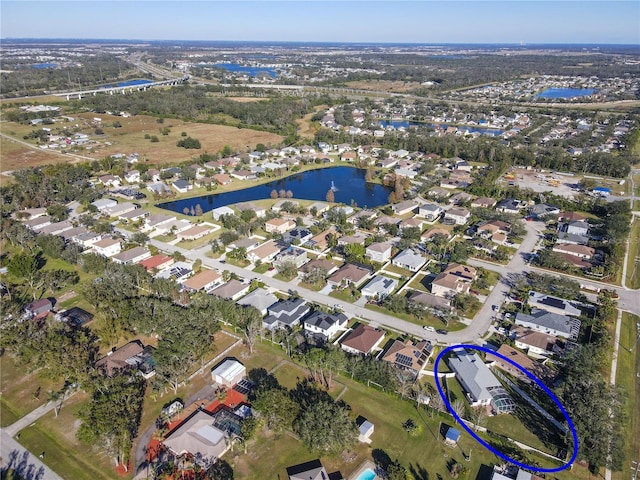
left=329, top=288, right=361, bottom=303
left=16, top=392, right=121, bottom=480
left=625, top=218, right=640, bottom=289
left=0, top=356, right=64, bottom=427
left=612, top=313, right=640, bottom=480
left=252, top=263, right=270, bottom=274
left=273, top=361, right=307, bottom=390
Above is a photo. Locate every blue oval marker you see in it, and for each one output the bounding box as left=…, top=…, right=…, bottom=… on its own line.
left=433, top=344, right=578, bottom=473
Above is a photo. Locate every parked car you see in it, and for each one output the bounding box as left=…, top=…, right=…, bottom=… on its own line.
left=422, top=326, right=436, bottom=332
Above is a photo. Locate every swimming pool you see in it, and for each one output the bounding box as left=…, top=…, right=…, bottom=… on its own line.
left=355, top=468, right=376, bottom=480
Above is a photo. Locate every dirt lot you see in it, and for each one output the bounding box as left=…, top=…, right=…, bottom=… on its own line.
left=505, top=168, right=579, bottom=198
left=0, top=136, right=76, bottom=182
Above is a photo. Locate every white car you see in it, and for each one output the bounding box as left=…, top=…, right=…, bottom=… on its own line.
left=422, top=326, right=436, bottom=332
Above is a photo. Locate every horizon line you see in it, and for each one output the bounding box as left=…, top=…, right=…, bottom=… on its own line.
left=2, top=37, right=639, bottom=46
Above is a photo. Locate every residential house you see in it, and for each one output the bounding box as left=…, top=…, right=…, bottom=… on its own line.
left=39, top=221, right=73, bottom=236
left=247, top=240, right=280, bottom=264
left=449, top=192, right=474, bottom=206
left=558, top=211, right=587, bottom=223
left=118, top=209, right=148, bottom=223
left=236, top=202, right=266, bottom=218
left=443, top=207, right=471, bottom=226
left=147, top=182, right=171, bottom=195
left=95, top=340, right=155, bottom=378
left=211, top=358, right=246, bottom=387
left=273, top=246, right=308, bottom=269
left=91, top=198, right=118, bottom=211
left=286, top=460, right=330, bottom=480
left=177, top=225, right=212, bottom=241
left=145, top=213, right=176, bottom=232
left=361, top=275, right=398, bottom=299
left=271, top=199, right=299, bottom=213
left=299, top=258, right=338, bottom=277
left=399, top=217, right=425, bottom=232
left=340, top=324, right=385, bottom=355
left=112, top=246, right=151, bottom=265
left=365, top=242, right=392, bottom=263
left=14, top=207, right=47, bottom=221
left=230, top=170, right=256, bottom=181
left=140, top=254, right=174, bottom=272
left=265, top=218, right=296, bottom=234
left=226, top=237, right=261, bottom=253
left=529, top=203, right=560, bottom=218
left=421, top=227, right=451, bottom=242
left=104, top=202, right=138, bottom=217
left=213, top=173, right=232, bottom=186
left=552, top=244, right=595, bottom=259
left=124, top=170, right=140, bottom=183
left=182, top=269, right=222, bottom=292
left=562, top=220, right=589, bottom=237
left=408, top=291, right=451, bottom=311
left=91, top=237, right=122, bottom=257
left=496, top=198, right=522, bottom=214
left=237, top=288, right=278, bottom=316
left=155, top=219, right=192, bottom=236
left=25, top=298, right=53, bottom=318
left=515, top=310, right=581, bottom=340
left=471, top=197, right=497, bottom=209
left=382, top=339, right=433, bottom=377
left=392, top=200, right=419, bottom=215
left=98, top=174, right=121, bottom=187
left=210, top=280, right=250, bottom=301
left=155, top=262, right=193, bottom=283
left=72, top=231, right=104, bottom=249
left=431, top=263, right=477, bottom=298
left=162, top=409, right=230, bottom=462
left=327, top=263, right=371, bottom=287
left=392, top=249, right=427, bottom=272
left=54, top=307, right=94, bottom=328
left=211, top=206, right=235, bottom=221
left=419, top=203, right=444, bottom=221
left=303, top=311, right=348, bottom=340
left=172, top=179, right=193, bottom=193
left=527, top=291, right=581, bottom=316
left=306, top=228, right=336, bottom=251
left=263, top=298, right=311, bottom=330
left=283, top=227, right=313, bottom=245
left=486, top=344, right=552, bottom=383
left=308, top=202, right=330, bottom=214
left=511, top=326, right=567, bottom=358
left=448, top=348, right=515, bottom=413
left=338, top=233, right=369, bottom=247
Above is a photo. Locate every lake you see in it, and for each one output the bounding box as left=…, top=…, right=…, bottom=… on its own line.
left=157, top=167, right=393, bottom=214
left=206, top=63, right=277, bottom=78
left=378, top=120, right=504, bottom=136
left=536, top=88, right=597, bottom=99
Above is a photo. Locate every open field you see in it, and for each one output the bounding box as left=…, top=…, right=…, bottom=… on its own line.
left=16, top=392, right=119, bottom=480
left=0, top=135, right=74, bottom=179
left=612, top=313, right=640, bottom=480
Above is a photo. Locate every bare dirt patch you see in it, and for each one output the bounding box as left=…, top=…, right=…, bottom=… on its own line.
left=0, top=136, right=71, bottom=175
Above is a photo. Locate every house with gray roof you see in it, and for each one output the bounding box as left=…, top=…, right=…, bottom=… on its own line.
left=361, top=275, right=398, bottom=300
left=263, top=297, right=310, bottom=330
left=237, top=288, right=278, bottom=316
left=392, top=249, right=427, bottom=272
left=210, top=280, right=250, bottom=301
left=528, top=291, right=581, bottom=316
left=419, top=203, right=444, bottom=221
left=304, top=311, right=348, bottom=340
left=448, top=348, right=515, bottom=414
left=515, top=310, right=581, bottom=340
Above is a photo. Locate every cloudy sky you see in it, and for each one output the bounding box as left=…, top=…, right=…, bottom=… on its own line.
left=2, top=1, right=639, bottom=44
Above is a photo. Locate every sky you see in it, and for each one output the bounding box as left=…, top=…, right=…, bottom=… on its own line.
left=1, top=1, right=639, bottom=44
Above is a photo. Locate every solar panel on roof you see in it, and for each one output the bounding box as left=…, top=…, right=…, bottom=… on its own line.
left=396, top=354, right=413, bottom=366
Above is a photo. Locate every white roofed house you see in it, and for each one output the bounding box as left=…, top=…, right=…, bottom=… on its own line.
left=392, top=249, right=427, bottom=272
left=247, top=240, right=281, bottom=264
left=448, top=348, right=515, bottom=414
left=514, top=310, right=581, bottom=340
left=177, top=225, right=212, bottom=241
left=361, top=275, right=398, bottom=300
left=144, top=213, right=177, bottom=232
left=237, top=288, right=278, bottom=316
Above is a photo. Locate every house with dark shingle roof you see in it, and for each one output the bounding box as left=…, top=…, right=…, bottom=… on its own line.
left=340, top=324, right=385, bottom=355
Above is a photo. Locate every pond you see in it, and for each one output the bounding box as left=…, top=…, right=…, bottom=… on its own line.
left=536, top=88, right=597, bottom=99
left=157, top=166, right=394, bottom=214
left=204, top=63, right=277, bottom=78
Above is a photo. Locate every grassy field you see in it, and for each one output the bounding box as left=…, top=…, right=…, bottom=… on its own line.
left=345, top=80, right=423, bottom=94
left=16, top=392, right=120, bottom=480
left=0, top=136, right=73, bottom=179
left=625, top=218, right=640, bottom=289
left=612, top=313, right=640, bottom=480
left=0, top=356, right=64, bottom=427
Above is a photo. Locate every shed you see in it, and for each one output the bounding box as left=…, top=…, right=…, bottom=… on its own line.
left=445, top=427, right=461, bottom=446
left=211, top=358, right=246, bottom=388
left=357, top=417, right=374, bottom=444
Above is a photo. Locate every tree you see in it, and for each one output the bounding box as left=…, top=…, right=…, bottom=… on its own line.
left=294, top=400, right=358, bottom=453
left=326, top=189, right=335, bottom=203
left=46, top=203, right=69, bottom=222
left=8, top=253, right=42, bottom=298
left=239, top=307, right=262, bottom=355
left=253, top=386, right=299, bottom=432
left=176, top=137, right=201, bottom=149
left=276, top=260, right=298, bottom=280
left=204, top=459, right=234, bottom=480
left=270, top=189, right=278, bottom=199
